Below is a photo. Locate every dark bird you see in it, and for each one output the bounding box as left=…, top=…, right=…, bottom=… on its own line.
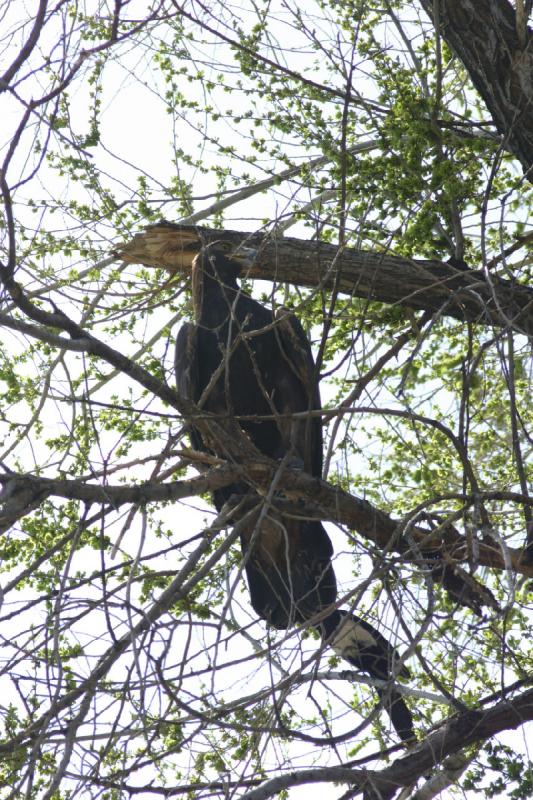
left=175, top=240, right=335, bottom=629
left=175, top=240, right=323, bottom=482
left=175, top=240, right=414, bottom=740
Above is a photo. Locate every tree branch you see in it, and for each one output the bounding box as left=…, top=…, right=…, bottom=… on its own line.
left=240, top=685, right=533, bottom=800
left=2, top=463, right=532, bottom=580
left=117, top=223, right=533, bottom=336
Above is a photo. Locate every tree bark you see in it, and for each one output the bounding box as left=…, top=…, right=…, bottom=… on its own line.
left=419, top=0, right=533, bottom=176
left=117, top=223, right=533, bottom=336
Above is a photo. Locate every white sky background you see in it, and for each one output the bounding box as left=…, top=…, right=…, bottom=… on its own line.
left=0, top=1, right=532, bottom=798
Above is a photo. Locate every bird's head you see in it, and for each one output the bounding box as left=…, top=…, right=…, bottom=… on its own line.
left=193, top=240, right=258, bottom=281
left=191, top=241, right=258, bottom=315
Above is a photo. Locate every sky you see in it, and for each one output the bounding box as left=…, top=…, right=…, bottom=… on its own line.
left=0, top=2, right=532, bottom=799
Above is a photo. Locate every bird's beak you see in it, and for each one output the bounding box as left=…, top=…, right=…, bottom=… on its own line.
left=229, top=245, right=258, bottom=269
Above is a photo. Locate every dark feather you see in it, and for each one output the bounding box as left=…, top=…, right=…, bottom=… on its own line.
left=175, top=243, right=331, bottom=626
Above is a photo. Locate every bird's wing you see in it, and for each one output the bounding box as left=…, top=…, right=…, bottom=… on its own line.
left=175, top=322, right=206, bottom=457
left=175, top=322, right=198, bottom=402
left=274, top=310, right=323, bottom=477
left=241, top=516, right=336, bottom=630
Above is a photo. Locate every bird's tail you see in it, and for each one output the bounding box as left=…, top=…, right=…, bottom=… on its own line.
left=320, top=609, right=415, bottom=743
left=375, top=686, right=415, bottom=743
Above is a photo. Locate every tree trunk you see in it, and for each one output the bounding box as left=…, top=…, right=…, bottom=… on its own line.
left=419, top=0, right=533, bottom=175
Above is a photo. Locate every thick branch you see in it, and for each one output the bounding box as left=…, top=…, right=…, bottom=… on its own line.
left=117, top=223, right=533, bottom=335
left=419, top=0, right=533, bottom=176
left=0, top=466, right=240, bottom=533
left=240, top=685, right=533, bottom=800
left=248, top=466, right=533, bottom=581
left=2, top=464, right=532, bottom=581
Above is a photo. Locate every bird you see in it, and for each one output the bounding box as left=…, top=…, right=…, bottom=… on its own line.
left=175, top=239, right=334, bottom=628
left=174, top=239, right=414, bottom=741
left=175, top=239, right=323, bottom=485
